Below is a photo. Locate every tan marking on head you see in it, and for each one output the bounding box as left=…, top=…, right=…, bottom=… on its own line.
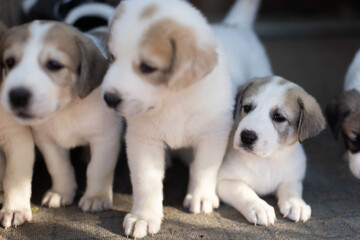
left=140, top=4, right=158, bottom=19
left=340, top=90, right=360, bottom=137
left=278, top=78, right=288, bottom=85
left=241, top=77, right=273, bottom=100
left=1, top=23, right=30, bottom=75
left=136, top=18, right=217, bottom=89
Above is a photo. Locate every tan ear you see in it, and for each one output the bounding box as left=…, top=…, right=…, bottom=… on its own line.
left=166, top=22, right=218, bottom=90
left=297, top=90, right=326, bottom=142
left=75, top=34, right=108, bottom=98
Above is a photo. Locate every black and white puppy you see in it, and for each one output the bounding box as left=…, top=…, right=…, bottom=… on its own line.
left=327, top=49, right=360, bottom=179
left=218, top=76, right=325, bottom=225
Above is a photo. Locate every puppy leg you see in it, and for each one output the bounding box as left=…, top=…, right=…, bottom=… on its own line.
left=217, top=179, right=276, bottom=226
left=79, top=132, right=120, bottom=212
left=184, top=136, right=227, bottom=214
left=0, top=130, right=34, bottom=228
left=277, top=181, right=311, bottom=222
left=0, top=151, right=5, bottom=192
left=123, top=134, right=165, bottom=239
left=35, top=135, right=77, bottom=208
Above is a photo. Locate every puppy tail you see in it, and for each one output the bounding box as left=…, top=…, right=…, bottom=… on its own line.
left=223, top=0, right=262, bottom=28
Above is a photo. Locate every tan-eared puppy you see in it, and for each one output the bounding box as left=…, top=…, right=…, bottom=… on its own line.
left=327, top=49, right=360, bottom=179
left=0, top=21, right=122, bottom=212
left=218, top=76, right=325, bottom=225
left=102, top=0, right=233, bottom=237
left=0, top=22, right=35, bottom=228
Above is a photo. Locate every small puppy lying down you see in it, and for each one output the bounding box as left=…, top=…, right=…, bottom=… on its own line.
left=327, top=49, right=360, bottom=179
left=0, top=22, right=35, bottom=228
left=217, top=76, right=326, bottom=225
left=0, top=21, right=122, bottom=212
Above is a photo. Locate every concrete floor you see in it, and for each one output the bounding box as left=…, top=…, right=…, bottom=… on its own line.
left=1, top=35, right=360, bottom=239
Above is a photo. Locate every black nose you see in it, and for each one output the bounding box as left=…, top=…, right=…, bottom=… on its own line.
left=9, top=87, right=31, bottom=109
left=103, top=92, right=122, bottom=109
left=241, top=130, right=258, bottom=145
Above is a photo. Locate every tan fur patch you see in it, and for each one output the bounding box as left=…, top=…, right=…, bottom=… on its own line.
left=242, top=77, right=273, bottom=100
left=140, top=4, right=158, bottom=19
left=137, top=18, right=217, bottom=89
left=341, top=90, right=360, bottom=137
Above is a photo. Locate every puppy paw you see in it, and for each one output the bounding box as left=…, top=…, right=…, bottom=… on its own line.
left=41, top=190, right=74, bottom=208
left=278, top=198, right=311, bottom=222
left=243, top=200, right=276, bottom=226
left=79, top=195, right=111, bottom=213
left=0, top=208, right=32, bottom=228
left=123, top=213, right=162, bottom=238
left=183, top=193, right=219, bottom=214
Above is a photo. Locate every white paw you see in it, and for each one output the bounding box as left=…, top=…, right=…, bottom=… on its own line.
left=79, top=195, right=111, bottom=213
left=278, top=198, right=311, bottom=222
left=123, top=213, right=162, bottom=238
left=41, top=190, right=74, bottom=208
left=183, top=193, right=219, bottom=214
left=243, top=200, right=276, bottom=226
left=0, top=208, right=32, bottom=228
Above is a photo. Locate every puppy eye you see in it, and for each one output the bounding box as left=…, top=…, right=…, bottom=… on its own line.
left=243, top=105, right=252, bottom=113
left=272, top=113, right=286, bottom=123
left=108, top=53, right=115, bottom=63
left=46, top=60, right=63, bottom=71
left=140, top=62, right=157, bottom=74
left=5, top=57, right=15, bottom=69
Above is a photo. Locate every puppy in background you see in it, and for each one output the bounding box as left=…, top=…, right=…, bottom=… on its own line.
left=0, top=20, right=122, bottom=213
left=0, top=22, right=35, bottom=228
left=218, top=76, right=325, bottom=225
left=327, top=49, right=360, bottom=179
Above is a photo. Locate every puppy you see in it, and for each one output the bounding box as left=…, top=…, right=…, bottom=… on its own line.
left=102, top=0, right=236, bottom=237
left=0, top=20, right=122, bottom=212
left=327, top=49, right=360, bottom=179
left=217, top=76, right=325, bottom=225
left=0, top=22, right=35, bottom=228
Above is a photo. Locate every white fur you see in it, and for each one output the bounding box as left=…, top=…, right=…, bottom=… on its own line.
left=0, top=104, right=34, bottom=228
left=218, top=78, right=311, bottom=226
left=1, top=21, right=122, bottom=212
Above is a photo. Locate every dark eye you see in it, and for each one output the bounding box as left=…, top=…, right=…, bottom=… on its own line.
left=108, top=53, right=115, bottom=63
left=273, top=113, right=286, bottom=123
left=243, top=105, right=252, bottom=113
left=5, top=57, right=15, bottom=69
left=46, top=60, right=63, bottom=71
left=140, top=62, right=157, bottom=74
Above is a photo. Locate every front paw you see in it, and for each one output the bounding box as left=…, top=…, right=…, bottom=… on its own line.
left=278, top=198, right=311, bottom=222
left=183, top=192, right=219, bottom=214
left=41, top=189, right=74, bottom=208
left=0, top=208, right=32, bottom=228
left=79, top=194, right=112, bottom=213
left=242, top=200, right=276, bottom=226
left=123, top=213, right=162, bottom=238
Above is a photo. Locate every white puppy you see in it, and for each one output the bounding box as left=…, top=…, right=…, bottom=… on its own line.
left=0, top=22, right=35, bottom=228
left=327, top=49, right=360, bottom=179
left=0, top=21, right=122, bottom=212
left=218, top=76, right=326, bottom=225
left=102, top=0, right=235, bottom=238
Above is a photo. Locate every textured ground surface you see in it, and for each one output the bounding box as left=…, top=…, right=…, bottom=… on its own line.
left=0, top=35, right=360, bottom=240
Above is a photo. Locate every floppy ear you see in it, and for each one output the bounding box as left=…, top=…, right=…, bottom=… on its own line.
left=297, top=90, right=326, bottom=143
left=75, top=35, right=108, bottom=98
left=167, top=23, right=218, bottom=91
left=326, top=96, right=349, bottom=140
left=233, top=81, right=253, bottom=121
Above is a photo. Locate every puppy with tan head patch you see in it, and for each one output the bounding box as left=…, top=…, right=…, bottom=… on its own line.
left=0, top=21, right=122, bottom=213
left=217, top=76, right=325, bottom=225
left=0, top=22, right=35, bottom=228
left=327, top=49, right=360, bottom=179
left=102, top=0, right=234, bottom=237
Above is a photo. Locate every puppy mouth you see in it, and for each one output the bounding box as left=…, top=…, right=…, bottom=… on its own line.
left=15, top=111, right=34, bottom=119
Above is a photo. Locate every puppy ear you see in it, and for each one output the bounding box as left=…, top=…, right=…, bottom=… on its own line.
left=75, top=35, right=108, bottom=98
left=167, top=23, right=218, bottom=90
left=326, top=96, right=349, bottom=140
left=297, top=91, right=326, bottom=143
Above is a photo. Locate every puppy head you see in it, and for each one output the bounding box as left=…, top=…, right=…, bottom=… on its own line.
left=102, top=0, right=218, bottom=117
left=233, top=76, right=326, bottom=157
left=0, top=20, right=107, bottom=125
